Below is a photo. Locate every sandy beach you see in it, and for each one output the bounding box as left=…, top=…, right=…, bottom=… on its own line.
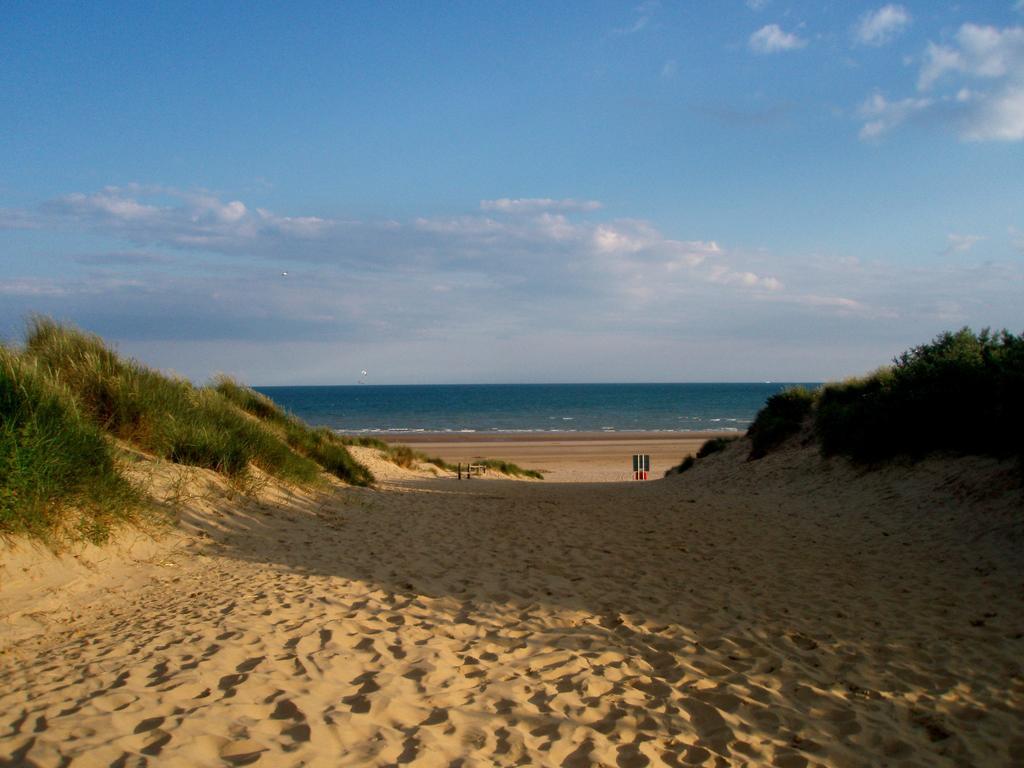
left=380, top=431, right=738, bottom=482
left=1, top=437, right=1022, bottom=767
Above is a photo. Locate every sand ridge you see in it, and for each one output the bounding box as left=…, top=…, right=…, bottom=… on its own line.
left=1, top=440, right=1022, bottom=766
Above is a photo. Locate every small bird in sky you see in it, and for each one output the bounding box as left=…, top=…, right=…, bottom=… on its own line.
left=281, top=271, right=288, bottom=277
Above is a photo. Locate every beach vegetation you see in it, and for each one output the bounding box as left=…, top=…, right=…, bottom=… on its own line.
left=214, top=376, right=373, bottom=486
left=477, top=459, right=544, bottom=479
left=696, top=436, right=738, bottom=458
left=2, top=317, right=556, bottom=543
left=746, top=386, right=817, bottom=459
left=23, top=319, right=320, bottom=485
left=664, top=455, right=695, bottom=476
left=815, top=327, right=1023, bottom=462
left=746, top=328, right=1024, bottom=464
left=0, top=345, right=140, bottom=543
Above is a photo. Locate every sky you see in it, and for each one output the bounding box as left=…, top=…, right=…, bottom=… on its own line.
left=2, top=1, right=1022, bottom=384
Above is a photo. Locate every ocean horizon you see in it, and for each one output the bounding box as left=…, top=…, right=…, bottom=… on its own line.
left=255, top=382, right=817, bottom=435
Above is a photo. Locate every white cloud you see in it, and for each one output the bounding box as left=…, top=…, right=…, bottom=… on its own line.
left=661, top=59, right=677, bottom=78
left=62, top=188, right=159, bottom=221
left=707, top=266, right=782, bottom=291
left=959, top=85, right=1024, bottom=141
left=480, top=198, right=603, bottom=214
left=746, top=0, right=769, bottom=10
left=857, top=91, right=931, bottom=139
left=1, top=187, right=792, bottom=351
left=612, top=1, right=659, bottom=36
left=38, top=186, right=337, bottom=249
left=749, top=24, right=807, bottom=54
left=859, top=23, right=1024, bottom=142
left=854, top=5, right=911, bottom=47
left=943, top=233, right=984, bottom=255
left=919, top=24, right=1024, bottom=90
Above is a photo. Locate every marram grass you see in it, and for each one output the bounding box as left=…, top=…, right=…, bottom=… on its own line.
left=0, top=345, right=139, bottom=543
left=214, top=376, right=373, bottom=486
left=24, top=318, right=320, bottom=485
left=1, top=318, right=386, bottom=544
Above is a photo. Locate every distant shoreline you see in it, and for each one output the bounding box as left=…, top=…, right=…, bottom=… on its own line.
left=357, top=429, right=740, bottom=444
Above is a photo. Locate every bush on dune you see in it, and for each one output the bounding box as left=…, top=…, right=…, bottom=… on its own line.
left=816, top=328, right=1023, bottom=462
left=0, top=346, right=139, bottom=543
left=746, top=387, right=817, bottom=459
left=745, top=328, right=1024, bottom=465
left=697, top=436, right=738, bottom=458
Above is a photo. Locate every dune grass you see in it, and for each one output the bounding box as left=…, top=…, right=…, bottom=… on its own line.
left=477, top=459, right=544, bottom=479
left=331, top=435, right=452, bottom=472
left=24, top=319, right=320, bottom=485
left=214, top=377, right=373, bottom=486
left=1, top=346, right=139, bottom=543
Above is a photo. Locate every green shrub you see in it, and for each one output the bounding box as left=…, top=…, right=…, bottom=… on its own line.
left=0, top=347, right=139, bottom=543
left=816, top=328, right=1023, bottom=461
left=747, top=387, right=817, bottom=459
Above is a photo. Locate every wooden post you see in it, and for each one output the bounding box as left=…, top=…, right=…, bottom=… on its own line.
left=458, top=463, right=462, bottom=480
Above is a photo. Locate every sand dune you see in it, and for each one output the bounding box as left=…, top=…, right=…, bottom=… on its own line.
left=1, top=439, right=1022, bottom=766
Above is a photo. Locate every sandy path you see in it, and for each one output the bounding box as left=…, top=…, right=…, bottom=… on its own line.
left=1, top=444, right=1021, bottom=767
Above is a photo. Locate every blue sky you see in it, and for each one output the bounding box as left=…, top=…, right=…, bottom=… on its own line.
left=2, top=1, right=1022, bottom=384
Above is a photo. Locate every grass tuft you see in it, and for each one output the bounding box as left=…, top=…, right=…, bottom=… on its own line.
left=477, top=458, right=544, bottom=479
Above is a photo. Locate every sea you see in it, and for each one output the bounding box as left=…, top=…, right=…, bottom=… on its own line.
left=254, top=383, right=817, bottom=435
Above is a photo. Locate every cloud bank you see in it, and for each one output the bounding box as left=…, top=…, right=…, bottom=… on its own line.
left=2, top=187, right=1020, bottom=383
